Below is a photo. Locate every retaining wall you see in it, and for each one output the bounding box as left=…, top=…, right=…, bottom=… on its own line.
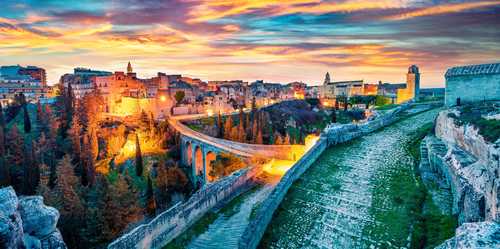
left=108, top=164, right=262, bottom=249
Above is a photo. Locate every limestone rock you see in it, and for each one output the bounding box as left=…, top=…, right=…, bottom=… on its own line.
left=0, top=187, right=24, bottom=249
left=18, top=196, right=59, bottom=238
left=23, top=234, right=41, bottom=249
left=435, top=221, right=500, bottom=249
left=0, top=187, right=67, bottom=249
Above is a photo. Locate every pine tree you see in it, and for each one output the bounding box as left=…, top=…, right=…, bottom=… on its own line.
left=68, top=114, right=82, bottom=160
left=53, top=155, right=84, bottom=248
left=104, top=175, right=142, bottom=238
left=284, top=133, right=291, bottom=145
left=223, top=115, right=233, bottom=140
left=89, top=128, right=99, bottom=161
left=256, top=129, right=263, bottom=144
left=251, top=116, right=258, bottom=142
left=7, top=125, right=24, bottom=167
left=145, top=176, right=156, bottom=217
left=23, top=102, right=31, bottom=133
left=135, top=133, right=143, bottom=177
left=238, top=109, right=245, bottom=142
left=275, top=132, right=283, bottom=145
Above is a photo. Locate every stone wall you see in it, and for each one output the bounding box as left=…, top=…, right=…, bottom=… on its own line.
left=108, top=164, right=262, bottom=249
left=0, top=186, right=66, bottom=249
left=238, top=102, right=429, bottom=249
left=445, top=64, right=500, bottom=106
left=427, top=109, right=500, bottom=223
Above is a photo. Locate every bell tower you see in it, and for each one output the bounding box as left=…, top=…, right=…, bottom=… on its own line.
left=127, top=61, right=133, bottom=74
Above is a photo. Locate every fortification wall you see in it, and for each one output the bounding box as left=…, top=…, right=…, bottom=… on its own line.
left=445, top=73, right=500, bottom=106
left=108, top=164, right=262, bottom=249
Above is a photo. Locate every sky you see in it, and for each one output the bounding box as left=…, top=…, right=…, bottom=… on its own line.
left=0, top=0, right=499, bottom=87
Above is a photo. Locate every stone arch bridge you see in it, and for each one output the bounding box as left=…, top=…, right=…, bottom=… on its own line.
left=167, top=116, right=304, bottom=185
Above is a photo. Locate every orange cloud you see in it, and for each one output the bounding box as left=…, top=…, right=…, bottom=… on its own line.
left=384, top=1, right=500, bottom=21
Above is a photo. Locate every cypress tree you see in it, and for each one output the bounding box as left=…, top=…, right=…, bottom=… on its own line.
left=217, top=111, right=223, bottom=138
left=23, top=102, right=31, bottom=133
left=135, top=133, right=143, bottom=177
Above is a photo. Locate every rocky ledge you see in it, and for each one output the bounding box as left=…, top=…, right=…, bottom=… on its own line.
left=436, top=221, right=500, bottom=249
left=0, top=186, right=67, bottom=249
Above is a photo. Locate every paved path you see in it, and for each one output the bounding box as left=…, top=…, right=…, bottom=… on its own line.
left=261, top=109, right=440, bottom=249
left=187, top=185, right=274, bottom=249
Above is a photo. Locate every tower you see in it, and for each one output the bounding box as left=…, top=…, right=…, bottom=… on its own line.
left=406, top=65, right=420, bottom=101
left=324, top=72, right=331, bottom=85
left=127, top=62, right=133, bottom=74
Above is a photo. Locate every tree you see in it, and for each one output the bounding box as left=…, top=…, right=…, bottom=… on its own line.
left=274, top=132, right=283, bottom=145
left=283, top=133, right=291, bottom=145
left=145, top=176, right=156, bottom=217
left=331, top=110, right=337, bottom=123
left=238, top=109, right=245, bottom=142
left=53, top=155, right=84, bottom=248
left=23, top=102, right=31, bottom=133
left=104, top=175, right=142, bottom=238
left=135, top=133, right=143, bottom=177
left=209, top=153, right=245, bottom=180
left=251, top=97, right=257, bottom=112
left=223, top=115, right=233, bottom=140
left=174, top=91, right=185, bottom=106
left=256, top=129, right=263, bottom=144
left=217, top=111, right=223, bottom=138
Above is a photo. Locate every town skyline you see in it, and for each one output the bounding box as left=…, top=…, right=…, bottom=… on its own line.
left=2, top=1, right=499, bottom=87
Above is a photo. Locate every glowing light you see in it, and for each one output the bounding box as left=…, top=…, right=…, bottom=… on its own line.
left=262, top=159, right=295, bottom=176
left=207, top=109, right=214, bottom=116
left=160, top=95, right=167, bottom=102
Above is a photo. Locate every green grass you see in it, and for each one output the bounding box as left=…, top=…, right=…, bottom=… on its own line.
left=363, top=121, right=456, bottom=248
left=448, top=104, right=500, bottom=142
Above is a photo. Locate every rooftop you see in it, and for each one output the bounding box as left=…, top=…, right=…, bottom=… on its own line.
left=445, top=62, right=500, bottom=78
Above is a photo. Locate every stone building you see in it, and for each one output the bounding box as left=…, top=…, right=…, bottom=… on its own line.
left=0, top=65, right=50, bottom=105
left=396, top=65, right=420, bottom=104
left=59, top=67, right=112, bottom=99
left=94, top=62, right=171, bottom=118
left=444, top=63, right=500, bottom=106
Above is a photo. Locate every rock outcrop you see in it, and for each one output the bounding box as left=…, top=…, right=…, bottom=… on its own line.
left=436, top=221, right=500, bottom=249
left=0, top=186, right=67, bottom=249
left=433, top=109, right=500, bottom=223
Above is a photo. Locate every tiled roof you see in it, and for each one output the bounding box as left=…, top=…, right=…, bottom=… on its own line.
left=445, top=63, right=500, bottom=78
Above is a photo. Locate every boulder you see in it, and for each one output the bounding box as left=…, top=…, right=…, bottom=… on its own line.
left=18, top=196, right=59, bottom=238
left=0, top=187, right=24, bottom=248
left=436, top=221, right=500, bottom=249
left=0, top=186, right=67, bottom=249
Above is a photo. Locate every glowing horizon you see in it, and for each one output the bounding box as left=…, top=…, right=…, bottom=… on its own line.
left=1, top=0, right=499, bottom=87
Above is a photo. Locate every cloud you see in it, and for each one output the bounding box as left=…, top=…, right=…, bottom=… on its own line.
left=383, top=1, right=500, bottom=20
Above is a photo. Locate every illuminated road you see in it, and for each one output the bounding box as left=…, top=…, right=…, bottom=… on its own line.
left=261, top=108, right=440, bottom=249
left=166, top=115, right=306, bottom=160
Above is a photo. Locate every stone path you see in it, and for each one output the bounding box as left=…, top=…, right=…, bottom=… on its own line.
left=187, top=184, right=274, bottom=249
left=262, top=109, right=440, bottom=249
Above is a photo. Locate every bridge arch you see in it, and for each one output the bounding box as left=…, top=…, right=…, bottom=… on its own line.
left=194, top=145, right=204, bottom=178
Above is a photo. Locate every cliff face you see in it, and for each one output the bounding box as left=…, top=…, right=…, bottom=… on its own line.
left=0, top=186, right=67, bottom=249
left=434, top=109, right=500, bottom=223
left=436, top=222, right=500, bottom=249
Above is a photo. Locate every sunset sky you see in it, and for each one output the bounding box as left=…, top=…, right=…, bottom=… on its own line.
left=1, top=0, right=499, bottom=87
